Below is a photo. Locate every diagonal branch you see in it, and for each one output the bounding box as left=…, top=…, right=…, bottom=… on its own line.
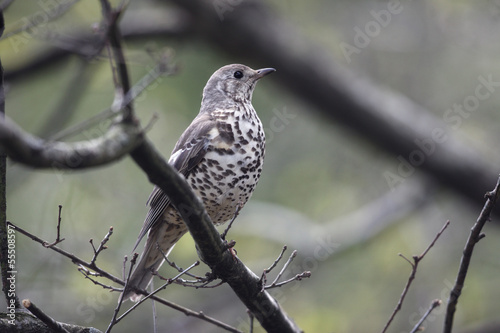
left=443, top=175, right=500, bottom=333
left=381, top=220, right=449, bottom=333
left=130, top=139, right=302, bottom=333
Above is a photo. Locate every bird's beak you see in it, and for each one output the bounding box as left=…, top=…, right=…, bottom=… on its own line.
left=255, top=68, right=276, bottom=79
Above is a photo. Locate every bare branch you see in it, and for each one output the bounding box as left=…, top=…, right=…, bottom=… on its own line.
left=22, top=299, right=70, bottom=333
left=106, top=253, right=138, bottom=333
left=443, top=176, right=500, bottom=333
left=78, top=266, right=122, bottom=292
left=0, top=116, right=144, bottom=169
left=220, top=202, right=243, bottom=240
left=269, top=250, right=297, bottom=287
left=260, top=248, right=311, bottom=290
left=260, top=245, right=287, bottom=289
left=116, top=261, right=201, bottom=326
left=43, top=205, right=65, bottom=248
left=99, top=0, right=133, bottom=123
left=90, top=226, right=114, bottom=266
left=380, top=220, right=450, bottom=333
left=267, top=272, right=311, bottom=289
left=8, top=221, right=242, bottom=332
left=409, top=299, right=441, bottom=333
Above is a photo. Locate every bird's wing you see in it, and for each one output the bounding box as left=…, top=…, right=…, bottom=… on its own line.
left=132, top=112, right=216, bottom=251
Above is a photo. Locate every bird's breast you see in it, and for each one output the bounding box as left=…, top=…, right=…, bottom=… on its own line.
left=189, top=116, right=265, bottom=225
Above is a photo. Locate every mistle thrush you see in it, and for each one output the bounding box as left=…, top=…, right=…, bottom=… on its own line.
left=124, top=64, right=275, bottom=301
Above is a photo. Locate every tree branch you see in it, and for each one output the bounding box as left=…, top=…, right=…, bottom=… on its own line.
left=7, top=221, right=242, bottom=333
left=22, top=299, right=70, bottom=333
left=0, top=7, right=20, bottom=309
left=443, top=175, right=500, bottom=333
left=0, top=116, right=143, bottom=169
left=381, top=220, right=449, bottom=333
left=409, top=299, right=441, bottom=333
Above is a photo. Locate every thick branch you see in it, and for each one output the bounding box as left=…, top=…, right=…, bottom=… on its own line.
left=0, top=116, right=143, bottom=169
left=0, top=311, right=103, bottom=333
left=130, top=140, right=301, bottom=333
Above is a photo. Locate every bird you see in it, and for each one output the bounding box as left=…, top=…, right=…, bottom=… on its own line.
left=123, top=64, right=275, bottom=301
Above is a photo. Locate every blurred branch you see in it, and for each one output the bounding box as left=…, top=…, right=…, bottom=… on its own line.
left=238, top=177, right=433, bottom=258
left=168, top=0, right=498, bottom=212
left=3, top=1, right=498, bottom=210
left=409, top=299, right=441, bottom=333
left=459, top=322, right=500, bottom=333
left=2, top=6, right=189, bottom=81
left=0, top=116, right=143, bottom=169
left=443, top=175, right=500, bottom=333
left=37, top=59, right=93, bottom=138
left=0, top=7, right=20, bottom=309
left=380, top=220, right=449, bottom=333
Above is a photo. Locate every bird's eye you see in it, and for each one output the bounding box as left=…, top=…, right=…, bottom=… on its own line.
left=234, top=71, right=243, bottom=79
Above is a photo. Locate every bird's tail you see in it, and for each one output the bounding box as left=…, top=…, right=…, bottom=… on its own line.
left=122, top=226, right=187, bottom=302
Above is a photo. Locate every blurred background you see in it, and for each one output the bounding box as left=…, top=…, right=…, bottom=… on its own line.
left=2, top=0, right=500, bottom=332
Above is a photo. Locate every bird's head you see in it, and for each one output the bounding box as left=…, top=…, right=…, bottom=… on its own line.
left=202, top=64, right=275, bottom=106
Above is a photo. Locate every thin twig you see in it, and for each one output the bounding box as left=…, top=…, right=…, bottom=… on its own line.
left=78, top=266, right=121, bottom=291
left=265, top=271, right=311, bottom=289
left=22, top=299, right=70, bottom=333
left=122, top=256, right=128, bottom=281
left=90, top=226, right=114, bottom=266
left=247, top=309, right=254, bottom=333
left=48, top=61, right=173, bottom=142
left=380, top=220, right=450, bottom=333
left=158, top=242, right=203, bottom=279
left=409, top=299, right=441, bottom=333
left=444, top=176, right=500, bottom=333
left=106, top=253, right=138, bottom=333
left=264, top=245, right=288, bottom=275
left=221, top=203, right=243, bottom=240
left=270, top=250, right=297, bottom=287
left=116, top=261, right=200, bottom=324
left=43, top=205, right=65, bottom=247
left=8, top=221, right=241, bottom=332
left=260, top=245, right=287, bottom=289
